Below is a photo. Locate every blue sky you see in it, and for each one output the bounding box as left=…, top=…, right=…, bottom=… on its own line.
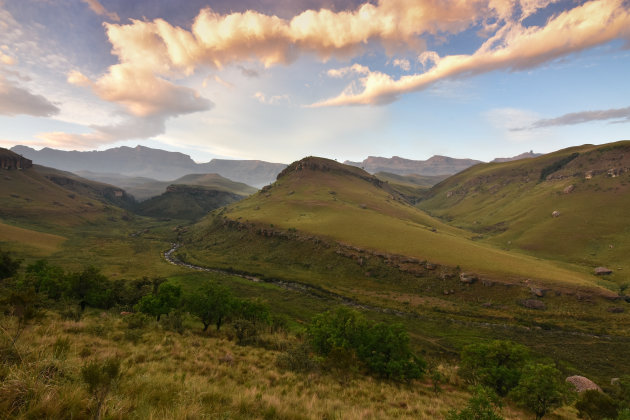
left=0, top=0, right=629, bottom=163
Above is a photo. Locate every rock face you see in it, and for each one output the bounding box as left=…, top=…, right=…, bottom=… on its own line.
left=344, top=155, right=482, bottom=176
left=459, top=273, right=478, bottom=284
left=594, top=267, right=613, bottom=275
left=0, top=148, right=32, bottom=170
left=566, top=376, right=602, bottom=393
left=520, top=299, right=546, bottom=310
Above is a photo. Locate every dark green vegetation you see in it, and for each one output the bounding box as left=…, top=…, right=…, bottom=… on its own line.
left=2, top=142, right=630, bottom=418
left=134, top=184, right=247, bottom=221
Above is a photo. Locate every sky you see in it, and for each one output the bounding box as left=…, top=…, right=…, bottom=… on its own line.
left=0, top=0, right=629, bottom=164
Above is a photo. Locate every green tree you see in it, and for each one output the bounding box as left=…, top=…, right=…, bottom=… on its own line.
left=68, top=266, right=112, bottom=311
left=0, top=248, right=21, bottom=280
left=25, top=259, right=66, bottom=300
left=510, top=363, right=565, bottom=419
left=186, top=282, right=235, bottom=331
left=575, top=390, right=618, bottom=420
left=307, top=307, right=425, bottom=381
left=136, top=282, right=181, bottom=321
left=447, top=386, right=504, bottom=420
left=459, top=340, right=529, bottom=396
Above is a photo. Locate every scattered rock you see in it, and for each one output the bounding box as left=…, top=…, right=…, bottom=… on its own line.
left=563, top=184, right=575, bottom=194
left=530, top=287, right=545, bottom=297
left=594, top=267, right=613, bottom=275
left=459, top=273, right=478, bottom=284
left=443, top=289, right=450, bottom=295
left=566, top=376, right=602, bottom=393
left=520, top=299, right=546, bottom=310
left=425, top=263, right=437, bottom=270
left=612, top=378, right=620, bottom=385
left=607, top=307, right=624, bottom=313
left=585, top=171, right=593, bottom=180
left=551, top=210, right=561, bottom=218
left=446, top=191, right=454, bottom=198
left=481, top=280, right=494, bottom=287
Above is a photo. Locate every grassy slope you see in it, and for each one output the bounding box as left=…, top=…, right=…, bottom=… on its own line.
left=134, top=185, right=245, bottom=221
left=121, top=173, right=257, bottom=201
left=217, top=157, right=608, bottom=291
left=419, top=141, right=630, bottom=287
left=0, top=167, right=182, bottom=279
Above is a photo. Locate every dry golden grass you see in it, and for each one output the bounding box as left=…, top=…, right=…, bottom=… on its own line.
left=0, top=310, right=571, bottom=419
left=0, top=222, right=66, bottom=256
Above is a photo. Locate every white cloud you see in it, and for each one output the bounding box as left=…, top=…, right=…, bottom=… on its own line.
left=253, top=92, right=290, bottom=105
left=313, top=0, right=630, bottom=106
left=392, top=58, right=411, bottom=71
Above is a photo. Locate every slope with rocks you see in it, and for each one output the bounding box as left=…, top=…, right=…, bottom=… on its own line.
left=419, top=141, right=630, bottom=285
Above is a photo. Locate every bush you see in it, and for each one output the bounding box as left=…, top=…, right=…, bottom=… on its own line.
left=509, top=363, right=566, bottom=419
left=459, top=340, right=529, bottom=396
left=276, top=342, right=317, bottom=372
left=575, top=390, right=618, bottom=420
left=81, top=358, right=121, bottom=420
left=307, top=307, right=425, bottom=381
left=447, top=386, right=504, bottom=420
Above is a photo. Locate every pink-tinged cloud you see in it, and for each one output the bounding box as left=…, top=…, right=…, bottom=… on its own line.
left=0, top=76, right=59, bottom=117
left=80, top=0, right=120, bottom=22
left=313, top=0, right=630, bottom=106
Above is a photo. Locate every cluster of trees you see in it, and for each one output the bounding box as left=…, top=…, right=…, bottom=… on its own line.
left=452, top=340, right=629, bottom=420
left=0, top=250, right=273, bottom=345
left=282, top=307, right=425, bottom=382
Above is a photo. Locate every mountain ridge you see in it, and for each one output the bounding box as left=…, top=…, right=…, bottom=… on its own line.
left=344, top=155, right=482, bottom=176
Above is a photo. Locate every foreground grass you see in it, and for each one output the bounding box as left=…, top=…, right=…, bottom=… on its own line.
left=0, top=310, right=540, bottom=420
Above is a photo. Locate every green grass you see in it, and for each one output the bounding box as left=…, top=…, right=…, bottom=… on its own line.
left=209, top=157, right=609, bottom=292
left=419, top=141, right=630, bottom=287
left=0, top=221, right=66, bottom=256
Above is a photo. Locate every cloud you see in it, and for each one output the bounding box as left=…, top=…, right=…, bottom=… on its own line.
left=37, top=115, right=167, bottom=149
left=0, top=76, right=60, bottom=117
left=254, top=92, right=290, bottom=105
left=313, top=0, right=630, bottom=106
left=238, top=66, right=260, bottom=78
left=0, top=52, right=15, bottom=65
left=80, top=0, right=120, bottom=22
left=515, top=106, right=630, bottom=130
left=485, top=107, right=543, bottom=142
left=392, top=58, right=410, bottom=71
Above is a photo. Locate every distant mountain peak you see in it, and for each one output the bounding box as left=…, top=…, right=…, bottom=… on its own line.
left=344, top=155, right=482, bottom=176
left=491, top=151, right=542, bottom=163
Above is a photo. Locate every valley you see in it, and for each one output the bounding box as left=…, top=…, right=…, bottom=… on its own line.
left=2, top=143, right=630, bottom=419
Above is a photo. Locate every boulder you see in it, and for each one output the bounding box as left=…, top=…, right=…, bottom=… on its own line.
left=520, top=299, right=546, bottom=310
left=563, top=184, right=575, bottom=194
left=460, top=273, right=478, bottom=284
left=551, top=210, right=561, bottom=218
left=530, top=287, right=545, bottom=297
left=566, top=375, right=602, bottom=393
left=594, top=267, right=613, bottom=275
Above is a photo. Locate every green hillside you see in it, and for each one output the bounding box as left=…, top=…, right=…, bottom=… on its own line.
left=375, top=172, right=447, bottom=203
left=34, top=165, right=136, bottom=210
left=187, top=156, right=615, bottom=292
left=418, top=141, right=630, bottom=287
left=134, top=184, right=247, bottom=220
left=107, top=172, right=257, bottom=201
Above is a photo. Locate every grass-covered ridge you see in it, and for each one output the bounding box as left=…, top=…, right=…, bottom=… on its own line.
left=419, top=141, right=630, bottom=288
left=205, top=156, right=611, bottom=292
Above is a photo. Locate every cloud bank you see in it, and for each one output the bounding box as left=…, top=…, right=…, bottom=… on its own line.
left=0, top=76, right=60, bottom=117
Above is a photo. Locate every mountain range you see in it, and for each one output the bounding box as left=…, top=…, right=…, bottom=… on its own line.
left=11, top=145, right=286, bottom=188
left=344, top=155, right=483, bottom=176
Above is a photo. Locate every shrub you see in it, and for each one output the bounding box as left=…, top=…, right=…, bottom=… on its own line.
left=447, top=386, right=504, bottom=420
left=307, top=307, right=425, bottom=381
left=575, top=390, right=618, bottom=420
left=136, top=282, right=181, bottom=321
left=276, top=342, right=317, bottom=372
left=459, top=340, right=529, bottom=396
left=509, top=363, right=566, bottom=419
left=81, top=358, right=121, bottom=420
left=185, top=282, right=235, bottom=331
left=0, top=248, right=21, bottom=281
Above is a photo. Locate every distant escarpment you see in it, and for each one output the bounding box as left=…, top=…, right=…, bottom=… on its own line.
left=0, top=148, right=32, bottom=170
left=345, top=155, right=482, bottom=176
